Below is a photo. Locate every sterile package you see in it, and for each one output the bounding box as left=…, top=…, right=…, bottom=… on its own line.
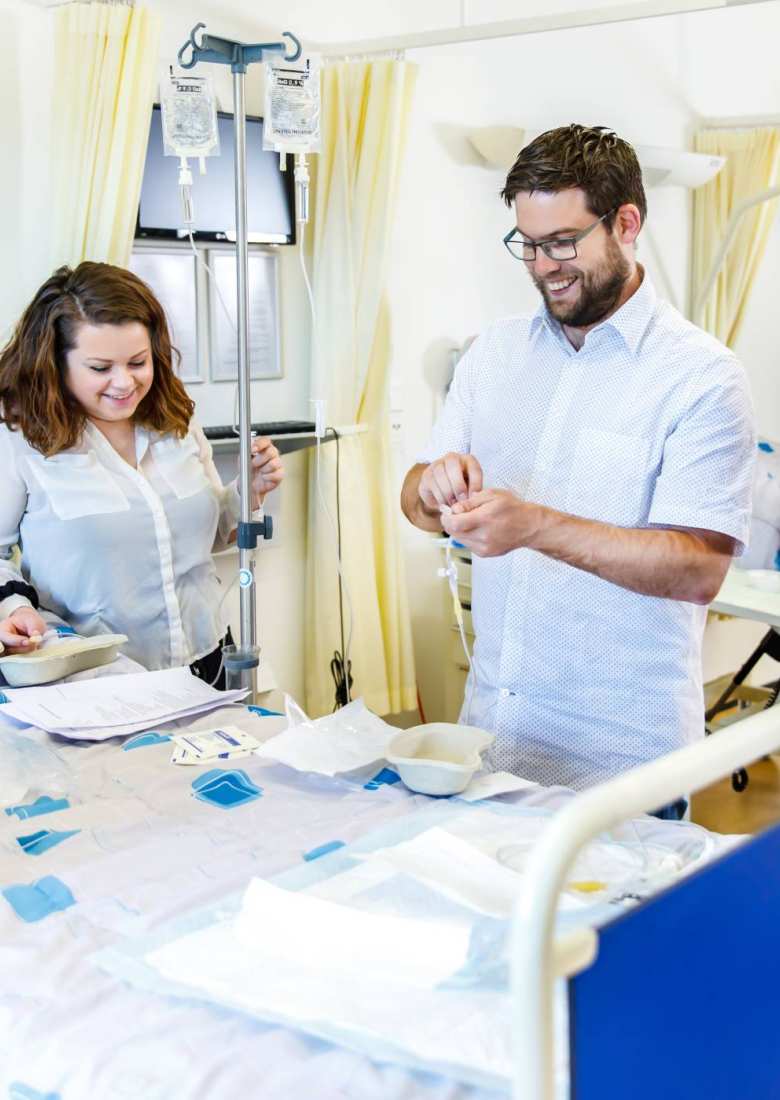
left=0, top=727, right=71, bottom=804
left=254, top=696, right=398, bottom=775
left=170, top=725, right=261, bottom=765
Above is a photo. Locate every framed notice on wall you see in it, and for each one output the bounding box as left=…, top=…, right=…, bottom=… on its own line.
left=209, top=251, right=281, bottom=381
left=129, top=249, right=202, bottom=383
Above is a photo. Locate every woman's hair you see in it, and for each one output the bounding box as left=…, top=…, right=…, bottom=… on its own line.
left=501, top=124, right=647, bottom=230
left=0, top=261, right=195, bottom=455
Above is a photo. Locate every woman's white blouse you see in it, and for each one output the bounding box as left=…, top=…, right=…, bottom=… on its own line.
left=0, top=420, right=242, bottom=670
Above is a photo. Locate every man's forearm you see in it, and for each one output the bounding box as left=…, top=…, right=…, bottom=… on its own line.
left=530, top=506, right=732, bottom=604
left=401, top=463, right=443, bottom=533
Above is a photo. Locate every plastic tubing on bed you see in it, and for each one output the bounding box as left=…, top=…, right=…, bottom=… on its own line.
left=510, top=704, right=780, bottom=1100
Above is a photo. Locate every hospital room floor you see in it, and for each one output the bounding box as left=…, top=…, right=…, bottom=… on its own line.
left=692, top=754, right=780, bottom=834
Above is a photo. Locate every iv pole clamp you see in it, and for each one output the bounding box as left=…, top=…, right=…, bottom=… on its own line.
left=176, top=22, right=300, bottom=698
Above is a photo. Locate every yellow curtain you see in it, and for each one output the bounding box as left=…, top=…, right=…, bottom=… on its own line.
left=50, top=2, right=160, bottom=268
left=304, top=59, right=418, bottom=717
left=693, top=127, right=780, bottom=345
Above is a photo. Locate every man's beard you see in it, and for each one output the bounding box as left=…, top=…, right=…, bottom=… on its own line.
left=533, top=237, right=631, bottom=328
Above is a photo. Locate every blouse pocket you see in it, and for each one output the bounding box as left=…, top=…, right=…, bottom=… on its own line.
left=564, top=428, right=654, bottom=526
left=28, top=452, right=130, bottom=521
left=152, top=433, right=212, bottom=500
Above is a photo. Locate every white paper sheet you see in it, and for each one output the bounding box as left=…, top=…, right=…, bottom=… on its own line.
left=231, top=877, right=470, bottom=989
left=144, top=914, right=517, bottom=1084
left=45, top=701, right=250, bottom=742
left=254, top=698, right=397, bottom=776
left=459, top=771, right=539, bottom=802
left=365, top=826, right=532, bottom=918
left=0, top=666, right=247, bottom=739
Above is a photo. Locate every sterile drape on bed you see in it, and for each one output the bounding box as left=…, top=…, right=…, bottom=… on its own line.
left=692, top=127, right=780, bottom=346
left=304, top=59, right=419, bottom=718
left=50, top=2, right=160, bottom=268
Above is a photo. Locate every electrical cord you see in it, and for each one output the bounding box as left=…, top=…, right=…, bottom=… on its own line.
left=328, top=427, right=352, bottom=708
left=298, top=213, right=355, bottom=708
left=314, top=426, right=354, bottom=708
left=185, top=229, right=243, bottom=436
left=334, top=427, right=346, bottom=671
left=330, top=652, right=352, bottom=709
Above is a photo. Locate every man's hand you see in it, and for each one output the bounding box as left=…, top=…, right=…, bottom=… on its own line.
left=250, top=437, right=284, bottom=504
left=446, top=490, right=735, bottom=603
left=442, top=489, right=538, bottom=557
left=0, top=606, right=47, bottom=654
left=418, top=452, right=484, bottom=511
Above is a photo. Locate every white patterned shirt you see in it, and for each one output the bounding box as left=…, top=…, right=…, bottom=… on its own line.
left=418, top=274, right=755, bottom=790
left=0, top=420, right=242, bottom=670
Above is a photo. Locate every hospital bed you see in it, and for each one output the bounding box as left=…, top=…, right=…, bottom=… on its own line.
left=1, top=695, right=779, bottom=1100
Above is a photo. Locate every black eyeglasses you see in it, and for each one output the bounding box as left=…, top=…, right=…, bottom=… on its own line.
left=503, top=210, right=615, bottom=263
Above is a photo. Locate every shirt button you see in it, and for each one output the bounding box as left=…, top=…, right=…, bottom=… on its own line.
left=499, top=688, right=511, bottom=699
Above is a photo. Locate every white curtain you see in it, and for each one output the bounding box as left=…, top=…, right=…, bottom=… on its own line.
left=50, top=1, right=161, bottom=268
left=304, top=60, right=419, bottom=717
left=693, top=127, right=780, bottom=346
left=1, top=1, right=55, bottom=335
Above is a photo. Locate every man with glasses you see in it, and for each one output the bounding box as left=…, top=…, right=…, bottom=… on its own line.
left=401, top=124, right=755, bottom=812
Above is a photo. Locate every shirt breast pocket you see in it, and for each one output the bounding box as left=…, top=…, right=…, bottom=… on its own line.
left=29, top=453, right=130, bottom=521
left=565, top=428, right=654, bottom=526
left=152, top=433, right=212, bottom=500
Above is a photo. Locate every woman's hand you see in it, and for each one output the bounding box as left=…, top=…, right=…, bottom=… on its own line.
left=250, top=437, right=284, bottom=505
left=0, top=606, right=47, bottom=653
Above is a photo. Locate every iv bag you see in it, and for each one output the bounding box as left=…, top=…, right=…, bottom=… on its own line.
left=160, top=73, right=220, bottom=159
left=263, top=53, right=321, bottom=153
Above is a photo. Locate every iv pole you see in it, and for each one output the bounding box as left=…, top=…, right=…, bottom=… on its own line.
left=177, top=24, right=301, bottom=698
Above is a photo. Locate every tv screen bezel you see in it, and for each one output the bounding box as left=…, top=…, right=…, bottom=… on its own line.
left=135, top=104, right=296, bottom=246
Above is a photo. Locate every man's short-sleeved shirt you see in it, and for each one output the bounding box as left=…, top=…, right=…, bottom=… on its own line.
left=418, top=274, right=755, bottom=790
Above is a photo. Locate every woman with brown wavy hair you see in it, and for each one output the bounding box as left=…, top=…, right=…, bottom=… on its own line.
left=0, top=262, right=283, bottom=683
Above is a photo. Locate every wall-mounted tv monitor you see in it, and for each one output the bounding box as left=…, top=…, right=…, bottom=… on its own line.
left=136, top=105, right=295, bottom=244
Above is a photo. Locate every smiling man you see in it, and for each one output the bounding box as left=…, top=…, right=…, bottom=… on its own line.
left=401, top=125, right=755, bottom=809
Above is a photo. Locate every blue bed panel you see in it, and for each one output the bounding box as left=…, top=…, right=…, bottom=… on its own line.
left=569, top=821, right=780, bottom=1100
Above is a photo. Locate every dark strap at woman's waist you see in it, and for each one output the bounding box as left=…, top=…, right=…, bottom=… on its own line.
left=189, top=626, right=234, bottom=691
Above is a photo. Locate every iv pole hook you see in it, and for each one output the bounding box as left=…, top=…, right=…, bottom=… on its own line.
left=177, top=22, right=206, bottom=69
left=281, top=31, right=303, bottom=61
